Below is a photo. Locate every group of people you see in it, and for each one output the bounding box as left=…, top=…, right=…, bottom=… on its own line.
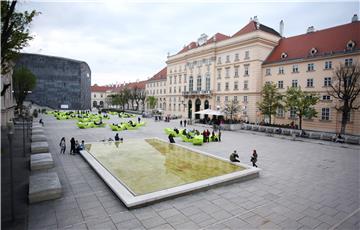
left=59, top=137, right=85, bottom=155
left=179, top=120, right=188, bottom=127
left=230, top=149, right=258, bottom=167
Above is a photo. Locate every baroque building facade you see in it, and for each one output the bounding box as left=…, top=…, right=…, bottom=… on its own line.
left=146, top=15, right=360, bottom=135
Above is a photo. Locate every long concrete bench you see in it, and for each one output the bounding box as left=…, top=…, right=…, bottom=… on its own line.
left=31, top=134, right=47, bottom=142
left=32, top=123, right=42, bottom=129
left=32, top=129, right=44, bottom=135
left=31, top=142, right=49, bottom=154
left=252, top=126, right=259, bottom=131
left=309, top=132, right=321, bottom=139
left=345, top=137, right=360, bottom=144
left=282, top=129, right=291, bottom=136
left=30, top=153, right=54, bottom=171
left=29, top=172, right=62, bottom=203
left=321, top=133, right=334, bottom=141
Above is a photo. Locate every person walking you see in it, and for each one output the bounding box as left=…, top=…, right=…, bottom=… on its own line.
left=70, top=137, right=75, bottom=155
left=184, top=120, right=187, bottom=127
left=251, top=149, right=258, bottom=167
left=59, top=137, right=66, bottom=154
left=138, top=117, right=141, bottom=123
left=180, top=120, right=183, bottom=127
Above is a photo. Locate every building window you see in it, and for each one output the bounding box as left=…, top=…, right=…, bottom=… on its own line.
left=234, top=66, right=239, bottom=77
left=174, top=76, right=177, bottom=84
left=189, top=76, right=193, bottom=91
left=307, top=63, right=315, bottom=71
left=244, top=80, right=248, bottom=90
left=170, top=76, right=172, bottom=84
left=184, top=74, right=187, bottom=83
left=324, top=77, right=332, bottom=87
left=225, top=96, right=228, bottom=102
left=321, top=108, right=330, bottom=120
left=235, top=53, right=239, bottom=61
left=225, top=67, right=230, bottom=78
left=276, top=107, right=284, bottom=117
left=292, top=80, right=298, bottom=88
left=169, top=87, right=172, bottom=93
left=217, top=57, right=222, bottom=64
left=278, top=67, right=284, bottom=74
left=244, top=64, right=249, bottom=76
left=290, top=107, right=297, bottom=119
left=205, top=76, right=210, bottom=91
left=306, top=78, right=314, bottom=87
left=100, top=94, right=103, bottom=98
left=216, top=96, right=220, bottom=102
left=345, top=58, right=353, bottom=67
left=226, top=55, right=230, bottom=63
left=234, top=96, right=238, bottom=101
left=292, top=65, right=299, bottom=73
left=217, top=83, right=221, bottom=91
left=322, top=95, right=331, bottom=101
left=278, top=80, right=284, bottom=89
left=174, top=87, right=176, bottom=93
left=245, top=51, right=249, bottom=59
left=325, top=61, right=332, bottom=69
left=196, top=76, right=201, bottom=91
left=184, top=86, right=186, bottom=92
left=234, top=81, right=238, bottom=90
left=265, top=68, right=271, bottom=76
left=217, top=69, right=221, bottom=79
left=225, top=82, right=229, bottom=91
left=179, top=75, right=182, bottom=83
left=94, top=94, right=96, bottom=98
left=243, top=95, right=248, bottom=102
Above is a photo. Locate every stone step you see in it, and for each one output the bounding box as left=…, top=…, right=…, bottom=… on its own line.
left=31, top=142, right=49, bottom=154
left=30, top=153, right=54, bottom=171
left=32, top=124, right=42, bottom=129
left=29, top=172, right=62, bottom=204
left=31, top=134, right=47, bottom=142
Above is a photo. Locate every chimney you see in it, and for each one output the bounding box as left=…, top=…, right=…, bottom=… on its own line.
left=279, top=20, right=284, bottom=37
left=352, top=14, right=358, bottom=22
left=307, top=26, right=315, bottom=33
left=253, top=16, right=258, bottom=23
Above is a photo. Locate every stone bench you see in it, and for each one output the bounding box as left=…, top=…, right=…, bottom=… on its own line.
left=345, top=137, right=360, bottom=145
left=32, top=129, right=44, bottom=135
left=252, top=126, right=259, bottom=131
left=245, top=125, right=252, bottom=130
left=309, top=132, right=321, bottom=139
left=292, top=130, right=301, bottom=137
left=321, top=133, right=334, bottom=141
left=282, top=129, right=291, bottom=136
left=29, top=172, right=62, bottom=203
left=259, top=126, right=266, bottom=132
left=31, top=134, right=47, bottom=142
left=31, top=153, right=54, bottom=170
left=31, top=142, right=49, bottom=154
left=266, top=128, right=274, bottom=133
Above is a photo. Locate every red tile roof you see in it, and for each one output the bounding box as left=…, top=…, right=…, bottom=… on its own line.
left=148, top=67, right=167, bottom=81
left=91, top=84, right=113, bottom=92
left=175, top=20, right=279, bottom=55
left=125, top=80, right=146, bottom=90
left=264, top=21, right=360, bottom=64
left=232, top=21, right=280, bottom=37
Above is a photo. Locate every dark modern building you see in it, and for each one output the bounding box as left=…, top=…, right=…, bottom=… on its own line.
left=15, top=53, right=91, bottom=110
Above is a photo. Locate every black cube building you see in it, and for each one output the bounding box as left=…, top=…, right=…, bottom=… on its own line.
left=15, top=53, right=91, bottom=110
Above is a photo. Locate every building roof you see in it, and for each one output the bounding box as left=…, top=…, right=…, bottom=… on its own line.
left=148, top=67, right=167, bottom=82
left=91, top=84, right=114, bottom=92
left=264, top=21, right=360, bottom=64
left=175, top=20, right=279, bottom=55
left=232, top=21, right=280, bottom=37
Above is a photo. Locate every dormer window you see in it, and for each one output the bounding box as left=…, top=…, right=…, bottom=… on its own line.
left=309, top=48, right=317, bottom=56
left=346, top=40, right=356, bottom=50
left=281, top=52, right=288, bottom=59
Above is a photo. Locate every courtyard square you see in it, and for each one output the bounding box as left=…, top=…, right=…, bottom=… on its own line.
left=28, top=114, right=359, bottom=230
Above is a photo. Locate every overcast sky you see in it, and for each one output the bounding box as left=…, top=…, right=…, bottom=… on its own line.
left=18, top=0, right=358, bottom=85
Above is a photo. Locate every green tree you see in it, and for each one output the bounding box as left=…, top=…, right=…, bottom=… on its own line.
left=12, top=66, right=36, bottom=112
left=1, top=0, right=39, bottom=74
left=257, top=83, right=283, bottom=124
left=223, top=99, right=241, bottom=123
left=284, top=87, right=319, bottom=130
left=146, top=96, right=158, bottom=110
left=328, top=62, right=360, bottom=134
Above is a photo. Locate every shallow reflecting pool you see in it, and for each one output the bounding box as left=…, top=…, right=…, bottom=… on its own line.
left=85, top=138, right=245, bottom=196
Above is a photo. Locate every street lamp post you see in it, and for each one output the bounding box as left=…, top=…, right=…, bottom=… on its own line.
left=22, top=111, right=26, bottom=157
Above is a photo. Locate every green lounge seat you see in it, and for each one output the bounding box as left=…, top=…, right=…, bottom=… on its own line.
left=193, top=135, right=204, bottom=145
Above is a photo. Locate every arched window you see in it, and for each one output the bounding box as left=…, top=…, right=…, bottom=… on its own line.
left=189, top=76, right=193, bottom=92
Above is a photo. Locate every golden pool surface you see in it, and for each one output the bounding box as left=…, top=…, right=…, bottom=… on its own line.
left=85, top=138, right=245, bottom=196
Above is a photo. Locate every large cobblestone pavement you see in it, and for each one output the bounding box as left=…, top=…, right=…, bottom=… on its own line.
left=28, top=114, right=359, bottom=230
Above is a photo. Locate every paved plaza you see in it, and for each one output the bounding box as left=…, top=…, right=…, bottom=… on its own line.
left=28, top=114, right=359, bottom=230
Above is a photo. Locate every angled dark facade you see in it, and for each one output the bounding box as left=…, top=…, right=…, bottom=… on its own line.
left=15, top=53, right=91, bottom=110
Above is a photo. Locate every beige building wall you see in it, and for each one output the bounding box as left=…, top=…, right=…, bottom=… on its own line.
left=91, top=91, right=112, bottom=109
left=165, top=30, right=280, bottom=121
left=262, top=53, right=360, bottom=134
left=145, top=79, right=167, bottom=111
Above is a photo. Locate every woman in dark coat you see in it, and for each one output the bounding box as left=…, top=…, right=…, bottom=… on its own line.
left=70, top=137, right=76, bottom=155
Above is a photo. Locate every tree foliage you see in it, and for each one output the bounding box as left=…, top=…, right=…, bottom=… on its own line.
left=257, top=82, right=283, bottom=124
left=223, top=99, right=241, bottom=123
left=284, top=87, right=319, bottom=130
left=146, top=96, right=158, bottom=110
left=12, top=66, right=36, bottom=111
left=1, top=0, right=39, bottom=74
left=328, top=62, right=360, bottom=134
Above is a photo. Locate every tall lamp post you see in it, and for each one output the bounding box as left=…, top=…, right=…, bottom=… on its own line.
left=22, top=111, right=26, bottom=157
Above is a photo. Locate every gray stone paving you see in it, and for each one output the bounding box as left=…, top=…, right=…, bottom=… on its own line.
left=28, top=114, right=360, bottom=229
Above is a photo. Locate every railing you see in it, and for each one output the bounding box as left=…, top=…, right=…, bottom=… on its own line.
left=182, top=90, right=212, bottom=96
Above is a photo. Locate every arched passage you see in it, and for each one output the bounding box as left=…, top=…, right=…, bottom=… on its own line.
left=188, top=100, right=192, bottom=119
left=204, top=100, right=209, bottom=120
left=195, top=99, right=201, bottom=119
